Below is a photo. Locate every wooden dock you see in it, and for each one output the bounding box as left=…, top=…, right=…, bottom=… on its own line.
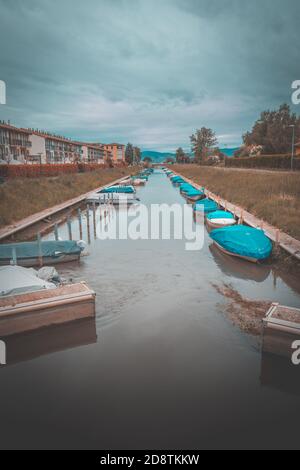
left=0, top=175, right=128, bottom=242
left=0, top=282, right=95, bottom=336
left=262, top=303, right=300, bottom=359
left=174, top=172, right=300, bottom=261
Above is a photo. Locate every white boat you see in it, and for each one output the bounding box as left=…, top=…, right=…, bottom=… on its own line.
left=86, top=192, right=139, bottom=205
left=132, top=178, right=146, bottom=186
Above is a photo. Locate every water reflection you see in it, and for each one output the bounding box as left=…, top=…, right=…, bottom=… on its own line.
left=2, top=318, right=97, bottom=366
left=209, top=243, right=271, bottom=282
left=261, top=352, right=300, bottom=397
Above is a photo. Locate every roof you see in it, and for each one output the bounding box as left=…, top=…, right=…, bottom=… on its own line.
left=0, top=122, right=31, bottom=134
left=30, top=130, right=81, bottom=145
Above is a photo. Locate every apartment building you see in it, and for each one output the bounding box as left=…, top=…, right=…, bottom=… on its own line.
left=0, top=122, right=31, bottom=162
left=29, top=131, right=83, bottom=163
left=81, top=143, right=105, bottom=163
left=102, top=143, right=125, bottom=162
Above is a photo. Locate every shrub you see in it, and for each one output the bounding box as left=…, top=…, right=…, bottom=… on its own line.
left=225, top=155, right=300, bottom=170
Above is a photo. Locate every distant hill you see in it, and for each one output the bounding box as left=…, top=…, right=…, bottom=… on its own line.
left=141, top=151, right=175, bottom=162
left=141, top=147, right=239, bottom=162
left=220, top=147, right=239, bottom=157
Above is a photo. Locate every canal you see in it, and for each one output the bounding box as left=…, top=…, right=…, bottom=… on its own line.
left=0, top=169, right=300, bottom=449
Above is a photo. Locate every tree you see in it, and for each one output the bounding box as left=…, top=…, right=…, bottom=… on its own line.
left=190, top=128, right=218, bottom=163
left=125, top=143, right=134, bottom=164
left=175, top=147, right=185, bottom=163
left=133, top=146, right=141, bottom=163
left=243, top=104, right=300, bottom=154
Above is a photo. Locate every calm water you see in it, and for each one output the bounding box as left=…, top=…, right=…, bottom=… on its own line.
left=0, top=170, right=300, bottom=449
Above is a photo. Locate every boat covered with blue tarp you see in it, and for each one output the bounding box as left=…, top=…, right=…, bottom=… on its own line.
left=0, top=240, right=85, bottom=267
left=193, top=198, right=218, bottom=213
left=99, top=185, right=135, bottom=194
left=209, top=225, right=272, bottom=262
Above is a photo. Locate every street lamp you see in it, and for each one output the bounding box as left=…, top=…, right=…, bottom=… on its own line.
left=288, top=124, right=295, bottom=171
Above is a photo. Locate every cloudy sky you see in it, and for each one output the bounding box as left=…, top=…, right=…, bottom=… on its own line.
left=0, top=0, right=299, bottom=151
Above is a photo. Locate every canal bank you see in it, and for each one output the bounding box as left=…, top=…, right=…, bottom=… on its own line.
left=0, top=169, right=300, bottom=449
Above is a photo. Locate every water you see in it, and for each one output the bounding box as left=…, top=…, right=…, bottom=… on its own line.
left=0, top=170, right=300, bottom=449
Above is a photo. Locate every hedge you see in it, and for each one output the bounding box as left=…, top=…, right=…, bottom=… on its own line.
left=0, top=162, right=109, bottom=178
left=225, top=154, right=300, bottom=170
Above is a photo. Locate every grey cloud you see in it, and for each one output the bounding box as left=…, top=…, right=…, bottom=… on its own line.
left=0, top=0, right=299, bottom=150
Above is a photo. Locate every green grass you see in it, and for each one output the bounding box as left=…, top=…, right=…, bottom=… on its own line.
left=173, top=165, right=300, bottom=240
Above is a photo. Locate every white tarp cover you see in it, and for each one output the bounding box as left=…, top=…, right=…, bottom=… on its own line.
left=0, top=265, right=56, bottom=297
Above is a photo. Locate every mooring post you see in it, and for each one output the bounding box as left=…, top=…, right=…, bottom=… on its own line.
left=86, top=204, right=91, bottom=243
left=54, top=223, right=59, bottom=241
left=77, top=208, right=83, bottom=239
left=37, top=232, right=43, bottom=267
left=276, top=229, right=280, bottom=247
left=239, top=209, right=244, bottom=225
left=92, top=201, right=96, bottom=227
left=11, top=246, right=17, bottom=266
left=67, top=216, right=72, bottom=240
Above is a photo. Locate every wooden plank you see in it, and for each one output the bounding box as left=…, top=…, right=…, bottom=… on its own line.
left=0, top=175, right=130, bottom=241
left=174, top=172, right=300, bottom=261
left=0, top=282, right=96, bottom=336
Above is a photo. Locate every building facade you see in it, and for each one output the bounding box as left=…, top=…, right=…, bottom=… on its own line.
left=103, top=143, right=125, bottom=162
left=29, top=131, right=83, bottom=163
left=81, top=143, right=105, bottom=163
left=0, top=122, right=31, bottom=162
left=0, top=122, right=125, bottom=165
left=296, top=142, right=300, bottom=156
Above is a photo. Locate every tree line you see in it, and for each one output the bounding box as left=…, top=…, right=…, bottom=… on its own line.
left=125, top=143, right=141, bottom=165
left=174, top=103, right=300, bottom=164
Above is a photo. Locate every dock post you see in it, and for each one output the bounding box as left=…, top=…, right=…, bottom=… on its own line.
left=67, top=216, right=72, bottom=240
left=11, top=247, right=17, bottom=266
left=275, top=229, right=280, bottom=252
left=92, top=202, right=96, bottom=238
left=77, top=208, right=83, bottom=239
left=37, top=232, right=43, bottom=267
left=239, top=209, right=244, bottom=225
left=54, top=223, right=59, bottom=241
left=86, top=204, right=91, bottom=244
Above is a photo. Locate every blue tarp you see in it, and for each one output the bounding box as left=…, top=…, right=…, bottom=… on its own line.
left=206, top=210, right=235, bottom=220
left=210, top=225, right=272, bottom=260
left=100, top=186, right=135, bottom=193
left=193, top=198, right=218, bottom=213
left=0, top=240, right=83, bottom=260
left=184, top=188, right=204, bottom=196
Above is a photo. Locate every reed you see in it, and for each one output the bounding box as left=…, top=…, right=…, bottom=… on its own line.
left=0, top=166, right=139, bottom=227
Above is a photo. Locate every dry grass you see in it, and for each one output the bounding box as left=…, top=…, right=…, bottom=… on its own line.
left=173, top=165, right=300, bottom=240
left=212, top=282, right=271, bottom=336
left=0, top=167, right=139, bottom=227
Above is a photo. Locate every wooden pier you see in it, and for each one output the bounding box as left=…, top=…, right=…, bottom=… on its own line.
left=0, top=282, right=96, bottom=336
left=174, top=172, right=300, bottom=261
left=0, top=175, right=128, bottom=242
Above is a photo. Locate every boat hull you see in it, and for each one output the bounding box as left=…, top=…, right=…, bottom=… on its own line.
left=206, top=218, right=236, bottom=229
left=213, top=241, right=260, bottom=263
left=0, top=253, right=80, bottom=268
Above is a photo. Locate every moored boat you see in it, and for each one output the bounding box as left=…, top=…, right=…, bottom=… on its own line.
left=193, top=198, right=218, bottom=214
left=184, top=189, right=205, bottom=202
left=0, top=240, right=85, bottom=267
left=206, top=210, right=236, bottom=229
left=209, top=225, right=272, bottom=263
